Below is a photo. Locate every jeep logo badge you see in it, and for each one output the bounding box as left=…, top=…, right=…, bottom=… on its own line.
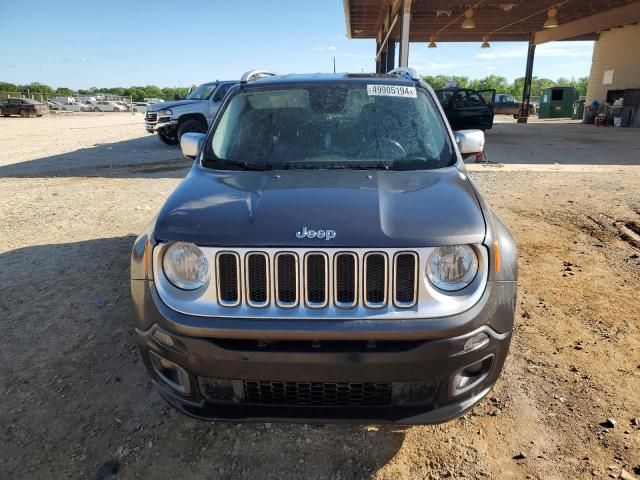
left=296, top=227, right=336, bottom=240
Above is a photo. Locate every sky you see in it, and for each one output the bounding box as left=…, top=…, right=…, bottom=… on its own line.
left=0, top=0, right=594, bottom=89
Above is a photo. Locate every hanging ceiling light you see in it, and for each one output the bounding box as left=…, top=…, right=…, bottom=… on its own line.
left=481, top=36, right=490, bottom=48
left=462, top=9, right=476, bottom=29
left=543, top=7, right=559, bottom=28
left=428, top=35, right=437, bottom=48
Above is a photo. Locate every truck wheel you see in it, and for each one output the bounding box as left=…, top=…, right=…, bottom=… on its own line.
left=158, top=129, right=179, bottom=145
left=178, top=119, right=207, bottom=140
left=93, top=107, right=99, bottom=112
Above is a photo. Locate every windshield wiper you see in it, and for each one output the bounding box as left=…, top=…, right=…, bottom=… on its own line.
left=215, top=159, right=272, bottom=171
left=338, top=161, right=390, bottom=170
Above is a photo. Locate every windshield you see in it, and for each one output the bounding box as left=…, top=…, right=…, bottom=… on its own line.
left=186, top=83, right=217, bottom=100
left=204, top=84, right=454, bottom=171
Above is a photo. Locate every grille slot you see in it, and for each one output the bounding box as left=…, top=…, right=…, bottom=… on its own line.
left=246, top=253, right=269, bottom=307
left=334, top=253, right=357, bottom=307
left=216, top=253, right=240, bottom=306
left=275, top=253, right=298, bottom=307
left=394, top=252, right=418, bottom=307
left=364, top=253, right=388, bottom=308
left=145, top=112, right=157, bottom=122
left=243, top=380, right=391, bottom=406
left=305, top=253, right=328, bottom=307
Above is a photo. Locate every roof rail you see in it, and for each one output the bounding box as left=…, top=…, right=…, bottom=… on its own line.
left=240, top=69, right=278, bottom=83
left=387, top=67, right=419, bottom=81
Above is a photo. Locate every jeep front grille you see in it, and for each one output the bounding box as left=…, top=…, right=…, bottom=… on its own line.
left=154, top=246, right=490, bottom=319
left=210, top=249, right=419, bottom=310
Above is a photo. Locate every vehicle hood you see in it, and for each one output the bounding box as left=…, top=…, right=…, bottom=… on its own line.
left=148, top=99, right=201, bottom=111
left=154, top=166, right=487, bottom=247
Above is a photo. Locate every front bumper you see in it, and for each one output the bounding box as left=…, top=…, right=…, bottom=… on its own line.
left=132, top=278, right=515, bottom=424
left=145, top=118, right=177, bottom=133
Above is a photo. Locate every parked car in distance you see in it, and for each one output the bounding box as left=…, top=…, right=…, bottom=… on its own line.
left=435, top=88, right=495, bottom=131
left=60, top=102, right=92, bottom=112
left=145, top=81, right=237, bottom=145
left=116, top=101, right=131, bottom=111
left=131, top=68, right=518, bottom=424
left=132, top=102, right=149, bottom=113
left=0, top=98, right=48, bottom=117
left=47, top=100, right=64, bottom=110
left=494, top=93, right=536, bottom=118
left=92, top=100, right=127, bottom=112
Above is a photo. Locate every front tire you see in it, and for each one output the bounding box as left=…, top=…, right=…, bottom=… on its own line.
left=177, top=118, right=207, bottom=140
left=158, top=129, right=179, bottom=145
left=93, top=107, right=99, bottom=112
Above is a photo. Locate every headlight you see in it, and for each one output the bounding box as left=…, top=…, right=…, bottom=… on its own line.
left=158, top=109, right=172, bottom=117
left=162, top=242, right=209, bottom=290
left=426, top=245, right=478, bottom=292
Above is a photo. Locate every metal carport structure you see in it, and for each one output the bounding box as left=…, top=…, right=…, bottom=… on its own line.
left=343, top=0, right=640, bottom=122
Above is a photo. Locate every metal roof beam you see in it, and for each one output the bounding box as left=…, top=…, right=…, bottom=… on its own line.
left=534, top=2, right=640, bottom=44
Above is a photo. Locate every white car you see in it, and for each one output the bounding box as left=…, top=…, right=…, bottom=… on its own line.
left=59, top=103, right=92, bottom=112
left=132, top=102, right=149, bottom=113
left=91, top=101, right=128, bottom=112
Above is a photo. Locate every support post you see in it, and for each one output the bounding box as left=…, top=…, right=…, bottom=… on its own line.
left=376, top=41, right=384, bottom=73
left=398, top=0, right=412, bottom=67
left=386, top=41, right=396, bottom=72
left=518, top=41, right=536, bottom=124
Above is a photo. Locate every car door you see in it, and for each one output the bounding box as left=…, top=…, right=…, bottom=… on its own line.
left=453, top=90, right=494, bottom=130
left=0, top=99, right=9, bottom=115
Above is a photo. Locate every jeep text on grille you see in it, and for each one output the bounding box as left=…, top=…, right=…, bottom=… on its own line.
left=131, top=69, right=517, bottom=423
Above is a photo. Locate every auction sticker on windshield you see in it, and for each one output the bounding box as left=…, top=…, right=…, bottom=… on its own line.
left=367, top=85, right=417, bottom=98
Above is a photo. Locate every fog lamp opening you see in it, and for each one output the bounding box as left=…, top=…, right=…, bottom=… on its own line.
left=149, top=351, right=191, bottom=395
left=451, top=355, right=494, bottom=396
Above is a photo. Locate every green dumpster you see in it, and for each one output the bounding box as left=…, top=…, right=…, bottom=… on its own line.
left=539, top=87, right=577, bottom=118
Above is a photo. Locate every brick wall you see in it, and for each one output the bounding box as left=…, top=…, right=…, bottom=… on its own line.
left=586, top=24, right=640, bottom=105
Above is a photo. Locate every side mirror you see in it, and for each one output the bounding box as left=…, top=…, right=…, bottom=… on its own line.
left=212, top=94, right=222, bottom=102
left=180, top=132, right=205, bottom=159
left=455, top=129, right=485, bottom=155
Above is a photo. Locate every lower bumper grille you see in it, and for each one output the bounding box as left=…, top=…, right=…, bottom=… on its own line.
left=243, top=380, right=392, bottom=406
left=197, top=376, right=437, bottom=407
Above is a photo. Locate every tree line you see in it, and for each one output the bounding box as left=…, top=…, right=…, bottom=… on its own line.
left=1, top=75, right=588, bottom=102
left=0, top=81, right=193, bottom=101
left=422, top=74, right=588, bottom=99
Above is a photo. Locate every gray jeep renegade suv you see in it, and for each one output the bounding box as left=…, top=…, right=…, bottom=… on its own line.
left=131, top=69, right=517, bottom=424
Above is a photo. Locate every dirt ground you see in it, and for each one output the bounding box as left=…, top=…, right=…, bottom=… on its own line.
left=1, top=114, right=639, bottom=480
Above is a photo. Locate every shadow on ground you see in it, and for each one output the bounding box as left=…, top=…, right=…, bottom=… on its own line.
left=0, top=237, right=406, bottom=479
left=0, top=136, right=191, bottom=179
